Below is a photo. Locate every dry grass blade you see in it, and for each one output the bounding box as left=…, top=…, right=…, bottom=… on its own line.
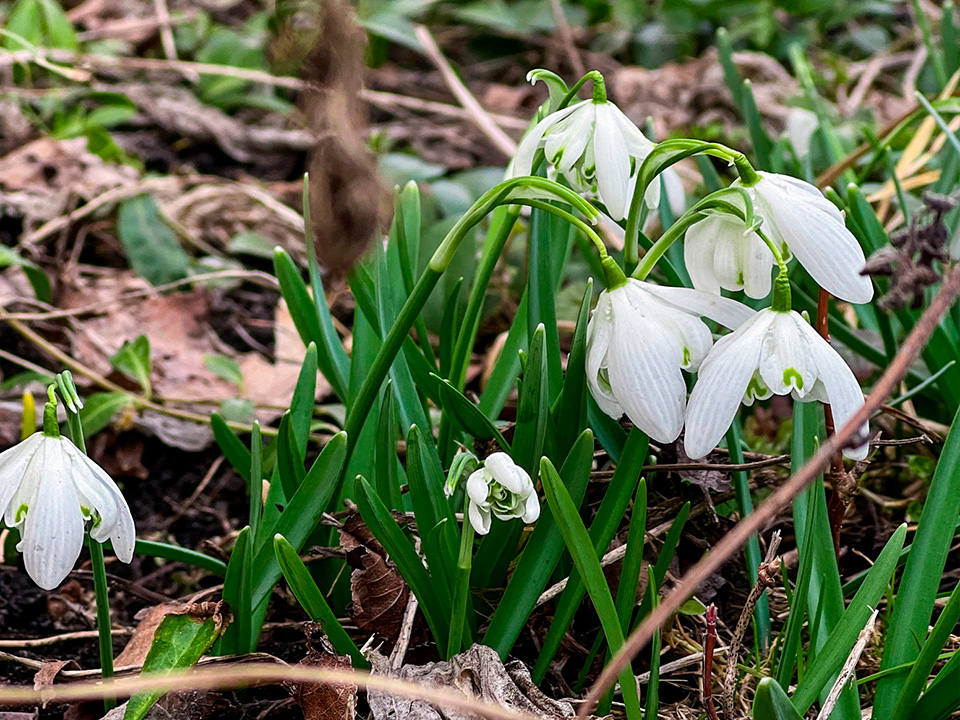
left=0, top=663, right=541, bottom=720
left=577, top=266, right=960, bottom=719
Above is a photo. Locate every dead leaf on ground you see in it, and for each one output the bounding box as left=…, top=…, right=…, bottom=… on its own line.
left=339, top=513, right=409, bottom=649
left=287, top=642, right=357, bottom=720
left=368, top=645, right=574, bottom=720
left=33, top=658, right=79, bottom=692
left=0, top=711, right=39, bottom=720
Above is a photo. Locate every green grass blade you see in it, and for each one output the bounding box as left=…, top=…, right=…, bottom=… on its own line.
left=913, top=646, right=960, bottom=720
left=211, top=413, right=251, bottom=484
left=540, top=457, right=642, bottom=720
left=436, top=375, right=510, bottom=450
left=614, top=479, right=647, bottom=631
left=753, top=677, right=804, bottom=720
left=130, top=540, right=227, bottom=576
left=274, top=534, right=368, bottom=668
left=375, top=383, right=403, bottom=510
left=551, top=279, right=592, bottom=461
left=873, top=406, right=960, bottom=717
left=218, top=526, right=252, bottom=656
left=644, top=566, right=661, bottom=720
left=484, top=429, right=594, bottom=657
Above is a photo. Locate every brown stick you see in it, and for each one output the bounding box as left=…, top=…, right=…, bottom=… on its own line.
left=703, top=605, right=721, bottom=720
left=577, top=266, right=960, bottom=720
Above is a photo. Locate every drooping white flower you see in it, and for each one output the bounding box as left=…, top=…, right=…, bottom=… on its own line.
left=685, top=211, right=779, bottom=300
left=0, top=432, right=136, bottom=590
left=730, top=172, right=874, bottom=304
left=684, top=308, right=868, bottom=460
left=586, top=279, right=755, bottom=444
left=465, top=453, right=539, bottom=535
left=511, top=95, right=657, bottom=221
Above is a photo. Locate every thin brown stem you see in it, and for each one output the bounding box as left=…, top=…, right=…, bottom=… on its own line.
left=703, top=605, right=721, bottom=720
left=577, top=267, right=960, bottom=720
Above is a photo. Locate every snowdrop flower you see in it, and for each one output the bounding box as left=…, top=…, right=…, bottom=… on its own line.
left=586, top=278, right=755, bottom=444
left=512, top=73, right=657, bottom=221
left=685, top=211, right=779, bottom=300
left=465, top=453, right=539, bottom=535
left=684, top=307, right=868, bottom=461
left=0, top=427, right=135, bottom=590
left=729, top=171, right=874, bottom=304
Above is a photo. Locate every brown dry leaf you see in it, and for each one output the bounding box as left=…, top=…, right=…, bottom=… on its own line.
left=33, top=658, right=79, bottom=692
left=368, top=645, right=574, bottom=720
left=288, top=644, right=357, bottom=720
left=339, top=513, right=409, bottom=649
left=0, top=712, right=39, bottom=720
left=115, top=603, right=186, bottom=667
left=0, top=137, right=138, bottom=230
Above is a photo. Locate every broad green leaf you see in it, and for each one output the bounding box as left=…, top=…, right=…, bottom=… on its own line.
left=123, top=607, right=224, bottom=720
left=203, top=354, right=243, bottom=389
left=274, top=534, right=368, bottom=668
left=873, top=406, right=960, bottom=718
left=276, top=413, right=305, bottom=499
left=3, top=0, right=77, bottom=50
left=753, top=677, right=804, bottom=720
left=78, top=391, right=133, bottom=437
left=484, top=429, right=594, bottom=657
left=116, top=195, right=190, bottom=286
left=512, top=324, right=548, bottom=473
left=540, top=457, right=642, bottom=720
left=109, top=335, right=152, bottom=393
left=288, top=343, right=318, bottom=457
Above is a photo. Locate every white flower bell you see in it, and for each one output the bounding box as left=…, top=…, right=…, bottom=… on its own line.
left=512, top=74, right=657, bottom=221
left=0, top=412, right=136, bottom=590
left=685, top=211, right=779, bottom=300
left=684, top=307, right=868, bottom=460
left=730, top=171, right=874, bottom=304
left=465, top=453, right=539, bottom=535
left=586, top=276, right=755, bottom=444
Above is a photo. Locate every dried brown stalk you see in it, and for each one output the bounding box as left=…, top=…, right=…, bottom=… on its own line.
left=703, top=604, right=721, bottom=720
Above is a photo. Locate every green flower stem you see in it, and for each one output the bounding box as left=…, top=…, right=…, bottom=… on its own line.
left=560, top=70, right=604, bottom=110
left=630, top=212, right=704, bottom=281
left=89, top=534, right=116, bottom=710
left=447, top=499, right=475, bottom=656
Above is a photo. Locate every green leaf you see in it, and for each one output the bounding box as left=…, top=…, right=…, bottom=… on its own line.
left=644, top=566, right=661, bottom=720
left=354, top=476, right=450, bottom=654
left=873, top=406, right=960, bottom=718
left=109, top=335, right=152, bottom=392
left=615, top=479, right=647, bottom=630
left=539, top=457, right=642, bottom=720
left=375, top=384, right=403, bottom=510
left=116, top=195, right=190, bottom=286
left=251, top=433, right=348, bottom=610
left=131, top=539, right=226, bottom=576
left=484, top=429, right=594, bottom=657
left=219, top=526, right=253, bottom=656
left=793, top=523, right=908, bottom=714
left=753, top=677, right=804, bottom=720
left=204, top=354, right=244, bottom=389
left=289, top=343, right=318, bottom=457
left=276, top=413, right=305, bottom=500
left=3, top=0, right=77, bottom=50
left=891, top=581, right=960, bottom=720
left=0, top=245, right=51, bottom=302
left=436, top=375, right=510, bottom=450
left=551, top=279, right=592, bottom=461
left=78, top=391, right=133, bottom=437
left=913, top=645, right=960, bottom=720
left=512, top=324, right=548, bottom=473
left=274, top=534, right=368, bottom=668
left=211, top=413, right=252, bottom=484
left=123, top=608, right=224, bottom=720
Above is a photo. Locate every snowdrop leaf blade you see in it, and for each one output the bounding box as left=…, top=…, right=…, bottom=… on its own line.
left=553, top=279, right=593, bottom=459
left=436, top=375, right=510, bottom=450
left=513, top=325, right=548, bottom=473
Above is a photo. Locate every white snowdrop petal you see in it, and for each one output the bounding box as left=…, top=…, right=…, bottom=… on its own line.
left=796, top=320, right=870, bottom=459
left=511, top=105, right=576, bottom=178
left=664, top=307, right=714, bottom=371
left=549, top=105, right=594, bottom=174
left=609, top=105, right=655, bottom=158
left=522, top=492, right=540, bottom=523
left=484, top=452, right=529, bottom=494
left=606, top=309, right=686, bottom=443
left=758, top=313, right=816, bottom=397
left=741, top=231, right=775, bottom=300
left=68, top=444, right=123, bottom=535
left=468, top=502, right=492, bottom=536
left=0, top=433, right=44, bottom=519
left=592, top=105, right=631, bottom=220
left=586, top=292, right=625, bottom=419
left=640, top=282, right=756, bottom=330
left=684, top=313, right=773, bottom=459
left=684, top=217, right=722, bottom=296
left=753, top=176, right=873, bottom=304
left=21, top=440, right=85, bottom=590
left=465, top=470, right=489, bottom=506
left=713, top=222, right=742, bottom=292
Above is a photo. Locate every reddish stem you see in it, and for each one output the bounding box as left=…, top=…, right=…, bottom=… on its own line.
left=703, top=605, right=721, bottom=720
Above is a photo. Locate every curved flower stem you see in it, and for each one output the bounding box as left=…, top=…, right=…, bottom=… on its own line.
left=630, top=212, right=703, bottom=281
left=447, top=498, right=475, bottom=656
left=89, top=540, right=116, bottom=712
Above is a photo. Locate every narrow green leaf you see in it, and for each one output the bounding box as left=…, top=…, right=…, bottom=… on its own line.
left=913, top=645, right=960, bottom=720
left=124, top=609, right=223, bottom=720
left=742, top=79, right=774, bottom=169
left=715, top=28, right=744, bottom=109
left=478, top=292, right=528, bottom=419
left=615, top=479, right=647, bottom=630
left=436, top=375, right=510, bottom=450
left=132, top=539, right=226, bottom=576
left=793, top=523, right=908, bottom=713
left=203, top=354, right=244, bottom=389
left=109, top=335, right=152, bottom=393
left=274, top=534, right=368, bottom=668
left=78, top=391, right=133, bottom=438
left=276, top=413, right=305, bottom=499
left=288, top=343, right=318, bottom=457
left=540, top=457, right=642, bottom=720
left=552, top=279, right=592, bottom=461
left=219, top=527, right=252, bottom=656
left=211, top=413, right=251, bottom=484
left=644, top=566, right=661, bottom=720
left=874, top=406, right=960, bottom=717
left=484, top=430, right=594, bottom=657
left=375, top=384, right=403, bottom=510
left=753, top=677, right=804, bottom=720
left=512, top=324, right=548, bottom=473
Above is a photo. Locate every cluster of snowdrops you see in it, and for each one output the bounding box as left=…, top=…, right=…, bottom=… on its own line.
left=0, top=69, right=871, bottom=605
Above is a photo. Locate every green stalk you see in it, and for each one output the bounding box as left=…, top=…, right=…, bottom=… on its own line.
left=89, top=536, right=116, bottom=710
left=448, top=499, right=475, bottom=656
